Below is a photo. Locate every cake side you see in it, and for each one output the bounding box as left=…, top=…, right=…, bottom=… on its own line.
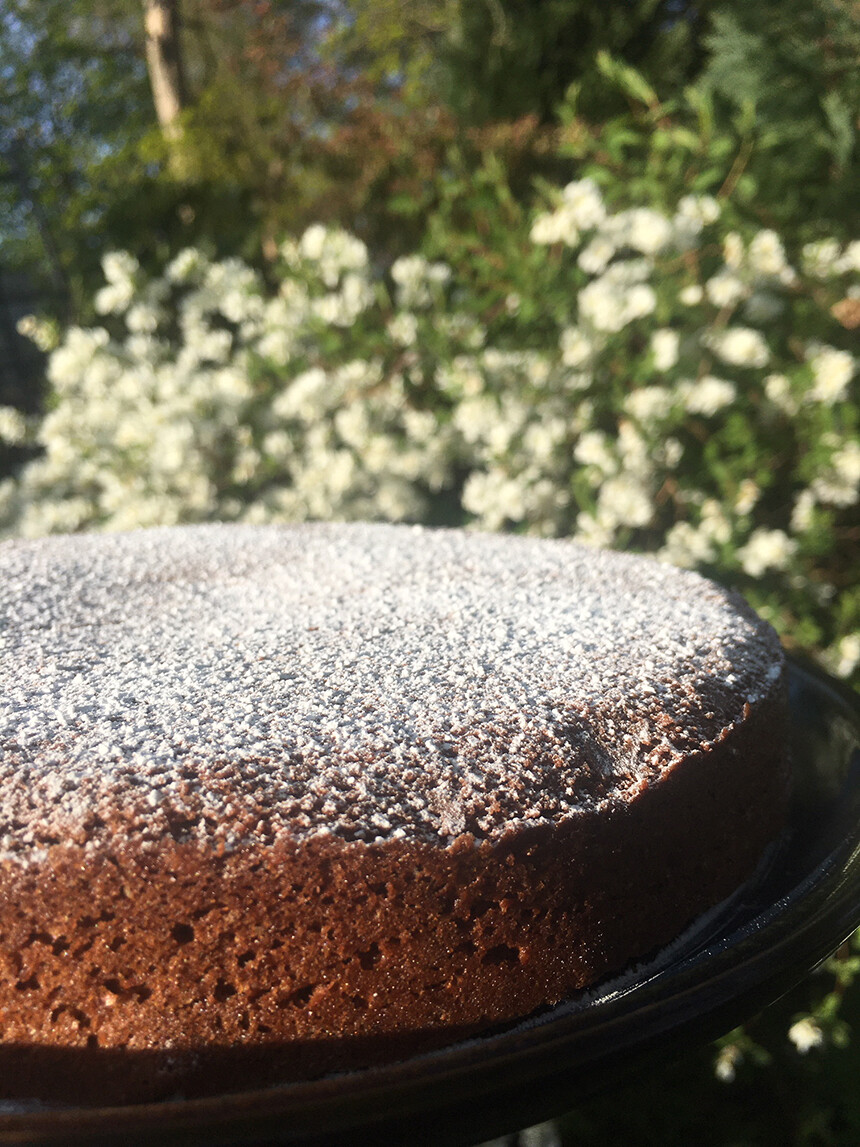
left=0, top=684, right=788, bottom=1106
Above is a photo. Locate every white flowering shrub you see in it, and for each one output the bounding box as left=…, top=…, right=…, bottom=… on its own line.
left=4, top=187, right=858, bottom=687
left=458, top=183, right=858, bottom=682
left=1, top=232, right=473, bottom=536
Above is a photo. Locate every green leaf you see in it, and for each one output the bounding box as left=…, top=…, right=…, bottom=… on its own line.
left=595, top=51, right=659, bottom=109
left=822, top=91, right=855, bottom=167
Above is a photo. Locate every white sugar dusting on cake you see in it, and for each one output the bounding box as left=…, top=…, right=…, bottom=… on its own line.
left=0, top=523, right=784, bottom=856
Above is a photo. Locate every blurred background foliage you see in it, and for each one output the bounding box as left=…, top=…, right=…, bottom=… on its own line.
left=2, top=0, right=858, bottom=320
left=0, top=1, right=859, bottom=1142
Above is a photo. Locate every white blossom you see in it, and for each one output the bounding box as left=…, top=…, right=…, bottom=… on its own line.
left=462, top=469, right=528, bottom=529
left=579, top=263, right=656, bottom=332
left=166, top=248, right=206, bottom=284
left=662, top=521, right=718, bottom=568
left=574, top=431, right=617, bottom=475
left=661, top=494, right=732, bottom=568
left=764, top=373, right=797, bottom=414
left=562, top=178, right=606, bottom=229
left=705, top=327, right=770, bottom=368
left=524, top=353, right=552, bottom=387
left=298, top=223, right=328, bottom=262
left=102, top=250, right=139, bottom=285
left=808, top=346, right=855, bottom=403
left=439, top=313, right=485, bottom=349
left=190, top=326, right=232, bottom=364
left=578, top=236, right=615, bottom=275
left=437, top=356, right=484, bottom=398
left=833, top=634, right=860, bottom=677
left=95, top=279, right=135, bottom=315
left=0, top=407, right=28, bottom=445
left=832, top=440, right=860, bottom=490
left=701, top=498, right=732, bottom=543
left=390, top=255, right=450, bottom=308
left=656, top=436, right=683, bottom=468
left=811, top=440, right=860, bottom=505
left=676, top=375, right=736, bottom=416
left=650, top=328, right=680, bottom=371
left=387, top=312, right=419, bottom=346
left=723, top=232, right=744, bottom=269
left=706, top=269, right=748, bottom=309
left=16, top=314, right=58, bottom=352
left=625, top=386, right=673, bottom=425
left=561, top=370, right=593, bottom=392
left=748, top=230, right=792, bottom=279
left=522, top=418, right=567, bottom=463
left=560, top=327, right=595, bottom=367
left=271, top=368, right=332, bottom=421
left=734, top=479, right=760, bottom=516
left=46, top=327, right=111, bottom=390
left=738, top=529, right=798, bottom=576
left=679, top=284, right=703, bottom=306
left=300, top=225, right=369, bottom=288
left=676, top=194, right=720, bottom=228
left=608, top=207, right=674, bottom=256
left=529, top=207, right=580, bottom=248
left=791, top=489, right=817, bottom=532
left=577, top=279, right=622, bottom=332
left=714, top=1044, right=741, bottom=1083
left=616, top=422, right=651, bottom=476
left=312, top=294, right=345, bottom=325
left=788, top=1018, right=824, bottom=1054
left=575, top=510, right=616, bottom=548
left=626, top=284, right=658, bottom=321
left=836, top=240, right=860, bottom=273
left=126, top=303, right=161, bottom=334
left=673, top=195, right=720, bottom=249
left=597, top=473, right=654, bottom=528
left=453, top=395, right=502, bottom=446
left=802, top=239, right=841, bottom=279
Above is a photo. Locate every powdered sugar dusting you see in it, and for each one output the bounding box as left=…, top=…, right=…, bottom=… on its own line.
left=0, top=523, right=783, bottom=855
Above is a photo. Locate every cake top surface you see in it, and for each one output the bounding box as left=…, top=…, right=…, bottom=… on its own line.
left=0, top=523, right=783, bottom=855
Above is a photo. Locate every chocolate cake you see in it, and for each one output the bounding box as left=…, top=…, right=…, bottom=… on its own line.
left=0, top=523, right=789, bottom=1104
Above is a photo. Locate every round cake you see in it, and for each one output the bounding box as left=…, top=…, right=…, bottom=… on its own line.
left=0, top=523, right=788, bottom=1104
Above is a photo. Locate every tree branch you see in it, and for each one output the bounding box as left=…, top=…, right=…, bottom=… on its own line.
left=142, top=0, right=187, bottom=138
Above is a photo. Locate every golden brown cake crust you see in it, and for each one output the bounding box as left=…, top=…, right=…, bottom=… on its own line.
left=0, top=524, right=790, bottom=1104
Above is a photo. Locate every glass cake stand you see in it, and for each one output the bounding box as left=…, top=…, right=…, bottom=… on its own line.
left=1, top=657, right=859, bottom=1147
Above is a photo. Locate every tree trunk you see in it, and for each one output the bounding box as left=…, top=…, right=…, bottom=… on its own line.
left=142, top=0, right=187, bottom=148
